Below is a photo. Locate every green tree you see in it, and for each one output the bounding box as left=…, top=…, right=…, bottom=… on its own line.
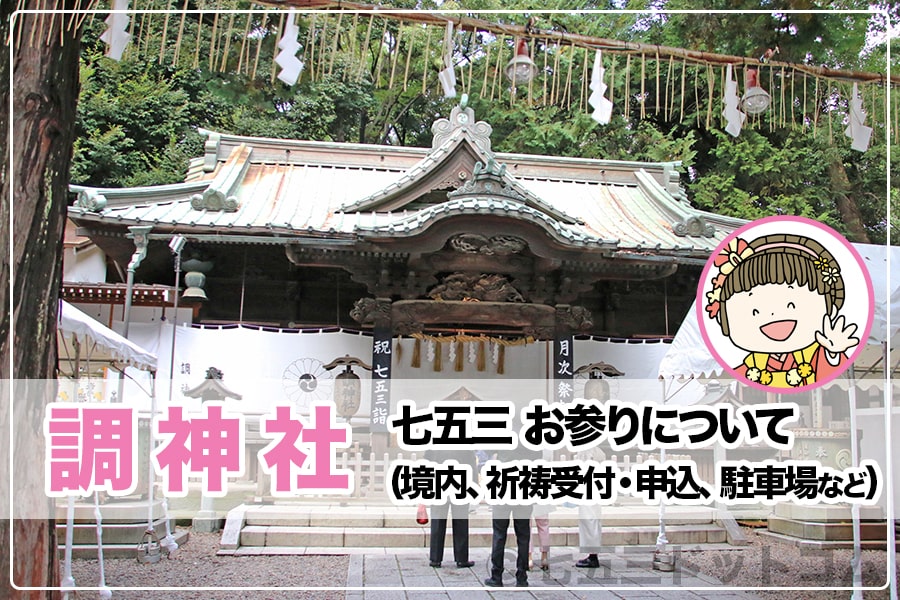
left=69, top=3, right=895, bottom=243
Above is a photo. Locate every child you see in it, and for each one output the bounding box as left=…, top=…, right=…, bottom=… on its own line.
left=705, top=233, right=859, bottom=388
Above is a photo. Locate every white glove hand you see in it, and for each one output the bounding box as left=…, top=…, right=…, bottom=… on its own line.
left=815, top=310, right=860, bottom=356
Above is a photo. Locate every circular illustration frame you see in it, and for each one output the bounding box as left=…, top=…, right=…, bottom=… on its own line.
left=696, top=215, right=875, bottom=393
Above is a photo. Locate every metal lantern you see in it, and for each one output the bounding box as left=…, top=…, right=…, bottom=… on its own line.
left=182, top=270, right=208, bottom=302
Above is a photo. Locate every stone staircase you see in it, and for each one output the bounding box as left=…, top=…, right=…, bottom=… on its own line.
left=55, top=498, right=188, bottom=559
left=219, top=499, right=730, bottom=555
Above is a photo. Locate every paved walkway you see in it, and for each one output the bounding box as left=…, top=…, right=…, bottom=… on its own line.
left=345, top=545, right=762, bottom=599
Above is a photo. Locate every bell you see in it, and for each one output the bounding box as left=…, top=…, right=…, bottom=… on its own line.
left=740, top=68, right=770, bottom=115
left=505, top=38, right=537, bottom=84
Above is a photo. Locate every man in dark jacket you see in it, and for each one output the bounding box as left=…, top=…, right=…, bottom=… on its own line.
left=424, top=448, right=477, bottom=568
left=483, top=444, right=541, bottom=588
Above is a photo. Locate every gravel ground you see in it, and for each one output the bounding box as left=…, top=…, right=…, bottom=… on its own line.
left=68, top=525, right=897, bottom=599
left=68, top=528, right=348, bottom=599
left=681, top=527, right=898, bottom=600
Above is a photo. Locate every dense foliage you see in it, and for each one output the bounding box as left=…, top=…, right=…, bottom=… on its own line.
left=71, top=2, right=898, bottom=243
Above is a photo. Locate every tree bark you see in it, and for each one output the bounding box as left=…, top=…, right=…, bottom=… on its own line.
left=827, top=158, right=871, bottom=244
left=1, top=3, right=83, bottom=598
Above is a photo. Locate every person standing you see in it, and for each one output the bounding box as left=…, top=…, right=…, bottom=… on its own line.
left=484, top=444, right=540, bottom=588
left=530, top=446, right=554, bottom=571
left=575, top=379, right=609, bottom=569
left=530, top=503, right=552, bottom=571
left=424, top=448, right=477, bottom=568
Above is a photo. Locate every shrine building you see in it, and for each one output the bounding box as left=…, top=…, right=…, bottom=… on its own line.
left=65, top=103, right=745, bottom=447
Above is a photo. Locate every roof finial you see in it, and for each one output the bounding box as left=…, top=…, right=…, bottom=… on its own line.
left=459, top=93, right=468, bottom=110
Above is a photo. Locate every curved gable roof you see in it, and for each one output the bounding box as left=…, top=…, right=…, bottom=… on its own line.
left=339, top=105, right=577, bottom=225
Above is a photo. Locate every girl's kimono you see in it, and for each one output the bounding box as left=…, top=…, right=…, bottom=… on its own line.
left=734, top=341, right=847, bottom=388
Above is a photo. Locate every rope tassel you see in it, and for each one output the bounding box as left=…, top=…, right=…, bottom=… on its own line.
left=411, top=338, right=421, bottom=368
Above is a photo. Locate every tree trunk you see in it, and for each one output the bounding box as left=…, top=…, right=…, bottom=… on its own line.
left=1, top=3, right=83, bottom=598
left=828, top=158, right=871, bottom=244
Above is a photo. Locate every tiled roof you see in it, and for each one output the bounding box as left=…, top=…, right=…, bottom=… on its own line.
left=69, top=107, right=745, bottom=260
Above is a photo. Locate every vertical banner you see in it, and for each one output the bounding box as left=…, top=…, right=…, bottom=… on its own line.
left=370, top=325, right=392, bottom=432
left=554, top=332, right=574, bottom=402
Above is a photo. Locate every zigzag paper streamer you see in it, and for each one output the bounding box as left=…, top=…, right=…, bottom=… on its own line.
left=275, top=10, right=305, bottom=86
left=844, top=83, right=872, bottom=152
left=99, top=0, right=131, bottom=61
left=588, top=50, right=613, bottom=124
left=721, top=64, right=746, bottom=137
left=437, top=21, right=456, bottom=98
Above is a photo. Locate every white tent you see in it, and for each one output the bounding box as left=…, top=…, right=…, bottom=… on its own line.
left=56, top=300, right=159, bottom=598
left=57, top=300, right=157, bottom=374
left=658, top=243, right=898, bottom=600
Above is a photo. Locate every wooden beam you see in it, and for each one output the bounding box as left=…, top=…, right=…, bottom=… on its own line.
left=256, top=1, right=899, bottom=86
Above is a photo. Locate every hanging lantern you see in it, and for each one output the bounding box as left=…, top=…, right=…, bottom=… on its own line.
left=583, top=375, right=610, bottom=402
left=575, top=362, right=624, bottom=400
left=323, top=355, right=372, bottom=419
left=334, top=367, right=361, bottom=419
left=740, top=67, right=771, bottom=115
left=505, top=38, right=537, bottom=84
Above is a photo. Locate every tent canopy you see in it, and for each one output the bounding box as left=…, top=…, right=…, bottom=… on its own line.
left=659, top=243, right=899, bottom=379
left=57, top=300, right=157, bottom=373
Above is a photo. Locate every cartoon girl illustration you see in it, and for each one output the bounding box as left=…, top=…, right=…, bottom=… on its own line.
left=705, top=233, right=860, bottom=388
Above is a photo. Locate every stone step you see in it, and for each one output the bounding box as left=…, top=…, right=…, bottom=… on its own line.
left=54, top=497, right=169, bottom=523
left=236, top=523, right=727, bottom=549
left=757, top=529, right=894, bottom=551
left=772, top=502, right=884, bottom=522
left=767, top=515, right=891, bottom=541
left=57, top=529, right=190, bottom=560
left=56, top=517, right=174, bottom=546
left=241, top=504, right=719, bottom=529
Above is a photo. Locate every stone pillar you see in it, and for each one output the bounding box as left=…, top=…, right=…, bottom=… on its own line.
left=193, top=494, right=219, bottom=533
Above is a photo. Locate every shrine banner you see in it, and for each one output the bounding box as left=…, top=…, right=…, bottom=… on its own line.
left=370, top=325, right=392, bottom=432
left=554, top=332, right=574, bottom=402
